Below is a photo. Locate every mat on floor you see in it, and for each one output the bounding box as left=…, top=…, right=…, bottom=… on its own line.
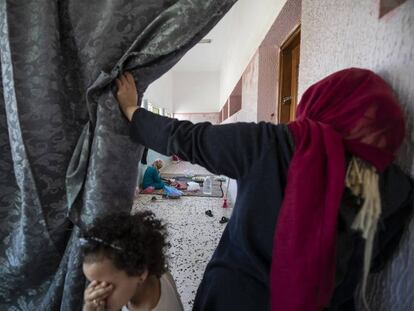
left=140, top=174, right=224, bottom=198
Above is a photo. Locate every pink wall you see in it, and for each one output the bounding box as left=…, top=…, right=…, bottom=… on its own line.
left=219, top=78, right=242, bottom=122
left=222, top=51, right=259, bottom=124
left=258, top=0, right=302, bottom=122
left=240, top=51, right=259, bottom=122
left=229, top=95, right=241, bottom=117
left=232, top=78, right=242, bottom=96
left=221, top=0, right=301, bottom=124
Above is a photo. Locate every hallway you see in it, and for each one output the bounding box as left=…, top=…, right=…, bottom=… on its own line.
left=133, top=161, right=232, bottom=310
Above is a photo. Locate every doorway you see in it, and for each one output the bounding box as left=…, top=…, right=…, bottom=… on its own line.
left=278, top=25, right=301, bottom=123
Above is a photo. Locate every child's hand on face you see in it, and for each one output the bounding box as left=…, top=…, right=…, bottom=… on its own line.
left=83, top=280, right=113, bottom=311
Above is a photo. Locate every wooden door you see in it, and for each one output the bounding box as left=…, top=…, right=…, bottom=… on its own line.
left=278, top=26, right=301, bottom=124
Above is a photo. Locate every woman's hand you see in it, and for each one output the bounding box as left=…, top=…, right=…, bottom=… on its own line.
left=83, top=280, right=113, bottom=311
left=116, top=72, right=139, bottom=121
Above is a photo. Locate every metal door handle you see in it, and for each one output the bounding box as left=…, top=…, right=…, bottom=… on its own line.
left=282, top=96, right=292, bottom=104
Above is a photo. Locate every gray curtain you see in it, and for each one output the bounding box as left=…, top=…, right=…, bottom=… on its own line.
left=0, top=1, right=237, bottom=309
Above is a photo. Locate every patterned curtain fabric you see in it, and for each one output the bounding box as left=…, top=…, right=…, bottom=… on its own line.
left=0, top=1, right=237, bottom=309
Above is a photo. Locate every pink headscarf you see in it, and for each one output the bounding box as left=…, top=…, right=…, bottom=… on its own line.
left=271, top=68, right=405, bottom=310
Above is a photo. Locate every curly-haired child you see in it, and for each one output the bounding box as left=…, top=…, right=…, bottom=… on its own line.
left=80, top=211, right=183, bottom=311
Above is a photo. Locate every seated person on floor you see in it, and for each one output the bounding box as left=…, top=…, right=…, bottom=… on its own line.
left=142, top=159, right=165, bottom=190
left=81, top=211, right=183, bottom=311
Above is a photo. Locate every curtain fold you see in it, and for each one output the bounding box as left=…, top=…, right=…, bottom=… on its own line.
left=0, top=1, right=237, bottom=309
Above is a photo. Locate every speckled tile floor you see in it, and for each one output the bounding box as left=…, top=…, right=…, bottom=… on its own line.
left=133, top=161, right=232, bottom=311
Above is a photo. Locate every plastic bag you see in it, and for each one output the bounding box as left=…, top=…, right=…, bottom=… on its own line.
left=187, top=181, right=201, bottom=191
left=163, top=185, right=183, bottom=198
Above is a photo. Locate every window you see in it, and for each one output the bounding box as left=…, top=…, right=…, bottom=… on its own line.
left=144, top=99, right=170, bottom=116
left=147, top=102, right=154, bottom=112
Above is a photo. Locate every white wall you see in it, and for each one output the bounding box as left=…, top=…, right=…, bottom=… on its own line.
left=144, top=0, right=287, bottom=114
left=172, top=71, right=220, bottom=113
left=219, top=0, right=287, bottom=105
left=143, top=71, right=220, bottom=115
left=143, top=71, right=173, bottom=112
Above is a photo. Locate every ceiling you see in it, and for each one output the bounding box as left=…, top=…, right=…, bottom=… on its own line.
left=171, top=9, right=233, bottom=72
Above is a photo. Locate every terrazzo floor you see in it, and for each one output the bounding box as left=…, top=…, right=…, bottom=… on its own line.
left=133, top=161, right=232, bottom=311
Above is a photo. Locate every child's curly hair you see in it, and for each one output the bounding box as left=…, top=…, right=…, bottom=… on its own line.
left=80, top=211, right=169, bottom=277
